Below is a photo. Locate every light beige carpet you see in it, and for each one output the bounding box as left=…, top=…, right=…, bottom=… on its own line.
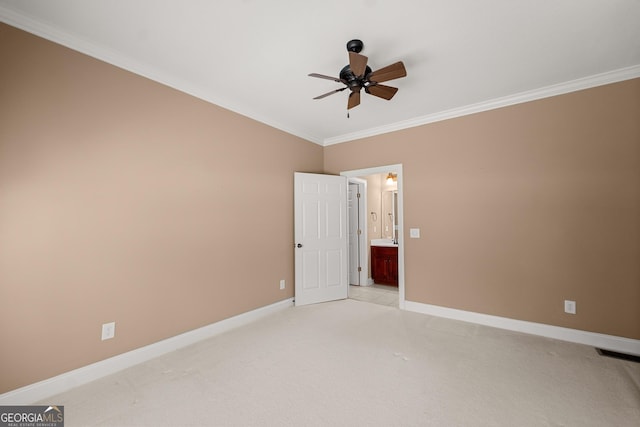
left=39, top=299, right=640, bottom=426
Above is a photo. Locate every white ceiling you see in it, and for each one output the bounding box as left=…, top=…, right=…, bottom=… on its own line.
left=2, top=0, right=639, bottom=146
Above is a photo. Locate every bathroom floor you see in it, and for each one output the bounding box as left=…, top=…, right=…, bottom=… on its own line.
left=349, top=284, right=398, bottom=307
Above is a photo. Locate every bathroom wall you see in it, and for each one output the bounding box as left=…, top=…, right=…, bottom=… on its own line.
left=365, top=173, right=398, bottom=241
left=366, top=174, right=383, bottom=240
left=381, top=175, right=398, bottom=239
left=362, top=173, right=398, bottom=280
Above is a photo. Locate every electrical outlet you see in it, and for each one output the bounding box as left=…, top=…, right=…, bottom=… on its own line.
left=101, top=322, right=115, bottom=340
left=564, top=300, right=576, bottom=315
left=279, top=279, right=285, bottom=290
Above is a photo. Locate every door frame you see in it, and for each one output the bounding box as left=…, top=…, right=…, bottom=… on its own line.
left=341, top=164, right=405, bottom=309
left=347, top=177, right=368, bottom=287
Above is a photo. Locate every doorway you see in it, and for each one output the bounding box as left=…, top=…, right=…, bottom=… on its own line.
left=341, top=164, right=405, bottom=309
left=348, top=178, right=367, bottom=287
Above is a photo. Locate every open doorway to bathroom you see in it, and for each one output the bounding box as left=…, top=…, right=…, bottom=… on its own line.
left=341, top=164, right=404, bottom=309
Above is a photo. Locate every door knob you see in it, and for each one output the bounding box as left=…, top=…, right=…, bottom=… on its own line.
left=296, top=243, right=303, bottom=248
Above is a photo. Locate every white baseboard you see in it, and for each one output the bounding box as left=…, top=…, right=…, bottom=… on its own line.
left=404, top=300, right=640, bottom=357
left=0, top=298, right=294, bottom=405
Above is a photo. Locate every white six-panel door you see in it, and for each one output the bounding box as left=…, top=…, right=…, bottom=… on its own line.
left=294, top=173, right=348, bottom=306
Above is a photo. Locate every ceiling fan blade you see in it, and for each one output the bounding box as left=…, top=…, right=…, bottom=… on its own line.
left=367, top=61, right=407, bottom=83
left=308, top=73, right=344, bottom=83
left=313, top=87, right=347, bottom=99
left=347, top=90, right=361, bottom=109
left=366, top=84, right=398, bottom=100
left=349, top=52, right=368, bottom=77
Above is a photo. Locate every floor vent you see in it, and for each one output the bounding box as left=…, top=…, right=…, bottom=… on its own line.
left=596, top=348, right=640, bottom=363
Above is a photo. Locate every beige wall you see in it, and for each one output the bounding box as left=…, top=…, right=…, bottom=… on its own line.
left=0, top=23, right=323, bottom=393
left=325, top=78, right=640, bottom=340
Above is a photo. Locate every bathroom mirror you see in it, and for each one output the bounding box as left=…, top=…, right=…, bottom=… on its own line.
left=382, top=190, right=398, bottom=241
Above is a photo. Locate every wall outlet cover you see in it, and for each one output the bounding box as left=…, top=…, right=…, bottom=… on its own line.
left=564, top=300, right=576, bottom=315
left=101, top=322, right=116, bottom=340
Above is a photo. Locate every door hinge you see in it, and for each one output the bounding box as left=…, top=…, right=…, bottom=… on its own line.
left=357, top=192, right=361, bottom=198
left=357, top=229, right=362, bottom=235
left=358, top=267, right=362, bottom=272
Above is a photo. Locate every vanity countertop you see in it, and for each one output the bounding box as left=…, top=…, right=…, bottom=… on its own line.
left=371, top=238, right=398, bottom=247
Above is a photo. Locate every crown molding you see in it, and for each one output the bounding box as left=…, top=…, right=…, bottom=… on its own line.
left=2, top=5, right=637, bottom=148
left=0, top=6, right=324, bottom=146
left=323, top=64, right=640, bottom=146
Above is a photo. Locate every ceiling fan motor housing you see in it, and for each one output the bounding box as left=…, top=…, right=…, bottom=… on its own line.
left=340, top=64, right=372, bottom=89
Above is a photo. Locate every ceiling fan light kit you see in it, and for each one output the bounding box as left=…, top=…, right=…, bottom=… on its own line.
left=309, top=39, right=407, bottom=113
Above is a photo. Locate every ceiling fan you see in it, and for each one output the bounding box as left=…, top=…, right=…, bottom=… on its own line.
left=309, top=39, right=407, bottom=111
